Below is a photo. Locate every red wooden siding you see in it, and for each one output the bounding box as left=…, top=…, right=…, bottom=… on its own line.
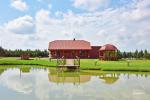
left=89, top=46, right=101, bottom=58
left=50, top=50, right=89, bottom=59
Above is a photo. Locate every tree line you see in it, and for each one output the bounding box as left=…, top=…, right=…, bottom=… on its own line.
left=117, top=49, right=150, bottom=59
left=0, top=46, right=49, bottom=57
left=0, top=46, right=150, bottom=59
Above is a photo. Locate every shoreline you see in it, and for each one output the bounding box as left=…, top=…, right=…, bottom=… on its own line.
left=0, top=64, right=150, bottom=72
left=0, top=57, right=150, bottom=72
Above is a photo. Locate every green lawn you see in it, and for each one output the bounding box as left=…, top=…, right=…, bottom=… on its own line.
left=0, top=57, right=150, bottom=71
left=80, top=59, right=150, bottom=71
left=0, top=57, right=56, bottom=67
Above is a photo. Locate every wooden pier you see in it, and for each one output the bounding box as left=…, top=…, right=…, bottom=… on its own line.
left=57, top=56, right=80, bottom=70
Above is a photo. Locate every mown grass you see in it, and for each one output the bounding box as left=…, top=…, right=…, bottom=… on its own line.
left=0, top=57, right=150, bottom=71
left=0, top=57, right=56, bottom=67
left=80, top=59, right=150, bottom=71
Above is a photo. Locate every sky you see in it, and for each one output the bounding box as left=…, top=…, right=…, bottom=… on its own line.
left=0, top=0, right=150, bottom=51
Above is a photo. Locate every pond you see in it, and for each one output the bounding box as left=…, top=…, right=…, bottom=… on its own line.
left=0, top=66, right=150, bottom=100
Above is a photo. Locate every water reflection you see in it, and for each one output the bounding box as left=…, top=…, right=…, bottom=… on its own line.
left=0, top=68, right=6, bottom=75
left=0, top=66, right=150, bottom=85
left=20, top=67, right=31, bottom=73
left=48, top=71, right=91, bottom=84
left=0, top=66, right=150, bottom=100
left=99, top=73, right=120, bottom=84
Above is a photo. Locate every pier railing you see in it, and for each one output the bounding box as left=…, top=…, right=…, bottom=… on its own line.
left=74, top=56, right=80, bottom=67
left=57, top=56, right=66, bottom=67
left=57, top=56, right=80, bottom=69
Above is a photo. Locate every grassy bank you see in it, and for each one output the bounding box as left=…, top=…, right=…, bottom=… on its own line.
left=0, top=57, right=56, bottom=67
left=80, top=59, right=150, bottom=71
left=0, top=57, right=150, bottom=72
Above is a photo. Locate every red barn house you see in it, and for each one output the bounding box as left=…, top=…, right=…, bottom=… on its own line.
left=48, top=39, right=118, bottom=60
left=48, top=40, right=91, bottom=59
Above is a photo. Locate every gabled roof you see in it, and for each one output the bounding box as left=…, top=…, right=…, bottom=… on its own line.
left=99, top=44, right=117, bottom=51
left=49, top=40, right=91, bottom=50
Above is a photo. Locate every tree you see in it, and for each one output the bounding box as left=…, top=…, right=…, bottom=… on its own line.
left=144, top=49, right=149, bottom=59
left=134, top=49, right=138, bottom=58
left=138, top=50, right=144, bottom=58
left=117, top=50, right=122, bottom=59
left=122, top=51, right=127, bottom=58
left=0, top=46, right=5, bottom=57
left=148, top=54, right=150, bottom=59
left=127, top=52, right=132, bottom=58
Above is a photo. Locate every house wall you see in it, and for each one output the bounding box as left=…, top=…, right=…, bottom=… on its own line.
left=99, top=50, right=118, bottom=60
left=89, top=46, right=101, bottom=59
left=49, top=46, right=102, bottom=59
left=49, top=50, right=89, bottom=59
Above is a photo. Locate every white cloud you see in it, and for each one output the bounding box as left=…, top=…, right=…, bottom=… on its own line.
left=35, top=9, right=51, bottom=25
left=72, top=0, right=109, bottom=11
left=5, top=15, right=35, bottom=34
left=33, top=5, right=150, bottom=51
left=11, top=0, right=28, bottom=11
left=0, top=0, right=150, bottom=51
left=0, top=69, right=33, bottom=94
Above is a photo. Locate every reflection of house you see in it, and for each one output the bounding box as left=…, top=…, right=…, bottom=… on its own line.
left=99, top=73, right=120, bottom=84
left=48, top=72, right=91, bottom=84
left=48, top=39, right=118, bottom=60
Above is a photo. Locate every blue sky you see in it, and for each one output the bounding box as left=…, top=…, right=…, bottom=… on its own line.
left=0, top=0, right=150, bottom=51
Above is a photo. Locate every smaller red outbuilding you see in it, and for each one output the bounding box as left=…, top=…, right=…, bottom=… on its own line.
left=99, top=44, right=118, bottom=60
